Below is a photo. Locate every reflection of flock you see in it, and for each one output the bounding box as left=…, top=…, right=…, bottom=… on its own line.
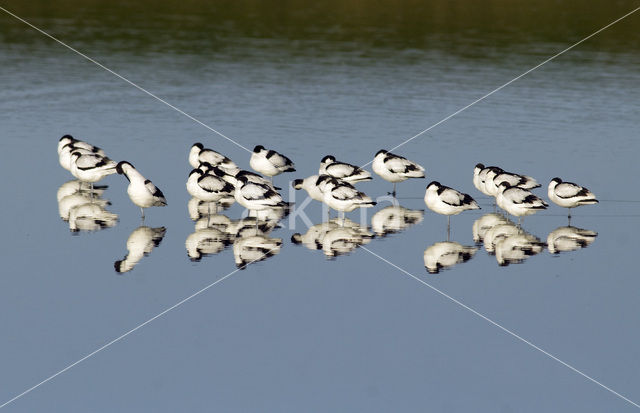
left=57, top=180, right=118, bottom=233
left=186, top=200, right=284, bottom=268
left=56, top=135, right=600, bottom=274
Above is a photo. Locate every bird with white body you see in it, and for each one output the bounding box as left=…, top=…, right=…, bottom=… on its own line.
left=548, top=177, right=598, bottom=218
left=186, top=169, right=234, bottom=205
left=424, top=181, right=480, bottom=235
left=496, top=182, right=547, bottom=222
left=189, top=143, right=238, bottom=172
left=116, top=161, right=167, bottom=219
left=322, top=177, right=376, bottom=221
left=249, top=145, right=295, bottom=183
left=372, top=149, right=424, bottom=196
left=484, top=167, right=539, bottom=197
left=473, top=164, right=502, bottom=197
left=69, top=152, right=117, bottom=191
left=233, top=175, right=287, bottom=212
left=319, top=155, right=372, bottom=183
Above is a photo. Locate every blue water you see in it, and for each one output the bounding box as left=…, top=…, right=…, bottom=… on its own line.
left=1, top=2, right=640, bottom=411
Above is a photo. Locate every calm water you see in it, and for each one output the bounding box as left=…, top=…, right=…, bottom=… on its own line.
left=1, top=1, right=640, bottom=411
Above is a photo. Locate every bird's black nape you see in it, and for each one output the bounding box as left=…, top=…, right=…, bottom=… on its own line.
left=375, top=149, right=388, bottom=156
left=427, top=181, right=440, bottom=188
left=193, top=142, right=204, bottom=150
left=116, top=161, right=133, bottom=175
left=320, top=155, right=335, bottom=163
left=60, top=134, right=74, bottom=142
left=253, top=145, right=265, bottom=153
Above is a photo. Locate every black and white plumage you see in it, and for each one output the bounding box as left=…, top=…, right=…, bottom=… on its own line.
left=548, top=178, right=598, bottom=215
left=372, top=149, right=425, bottom=195
left=114, top=226, right=166, bottom=273
left=322, top=178, right=376, bottom=215
left=319, top=155, right=372, bottom=183
left=291, top=174, right=328, bottom=203
left=116, top=161, right=167, bottom=218
left=189, top=143, right=238, bottom=172
left=70, top=151, right=117, bottom=184
left=424, top=181, right=480, bottom=216
left=250, top=145, right=295, bottom=178
left=423, top=241, right=478, bottom=274
left=484, top=168, right=539, bottom=197
left=547, top=226, right=598, bottom=254
left=59, top=143, right=107, bottom=172
left=496, top=182, right=547, bottom=218
left=233, top=175, right=287, bottom=211
left=204, top=164, right=281, bottom=191
left=58, top=135, right=105, bottom=157
left=186, top=169, right=234, bottom=203
left=473, top=164, right=502, bottom=197
left=58, top=134, right=104, bottom=154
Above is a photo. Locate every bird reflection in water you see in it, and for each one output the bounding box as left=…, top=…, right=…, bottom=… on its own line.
left=494, top=231, right=546, bottom=266
left=547, top=226, right=597, bottom=254
left=371, top=205, right=424, bottom=237
left=186, top=227, right=233, bottom=262
left=291, top=218, right=373, bottom=258
left=57, top=180, right=118, bottom=233
left=115, top=226, right=166, bottom=273
left=186, top=203, right=286, bottom=267
left=187, top=196, right=234, bottom=221
left=472, top=213, right=511, bottom=245
left=423, top=242, right=478, bottom=274
left=234, top=235, right=283, bottom=269
left=474, top=213, right=546, bottom=266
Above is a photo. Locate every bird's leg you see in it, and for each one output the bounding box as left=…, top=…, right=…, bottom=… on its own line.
left=447, top=216, right=451, bottom=241
left=392, top=183, right=397, bottom=197
left=140, top=207, right=145, bottom=221
left=339, top=211, right=345, bottom=226
left=568, top=210, right=572, bottom=226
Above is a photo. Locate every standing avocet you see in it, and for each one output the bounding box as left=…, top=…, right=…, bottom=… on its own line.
left=548, top=177, right=598, bottom=218
left=249, top=145, right=295, bottom=183
left=372, top=149, right=424, bottom=196
left=116, top=161, right=167, bottom=219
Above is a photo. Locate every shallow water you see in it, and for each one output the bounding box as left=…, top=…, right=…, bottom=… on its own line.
left=1, top=1, right=640, bottom=411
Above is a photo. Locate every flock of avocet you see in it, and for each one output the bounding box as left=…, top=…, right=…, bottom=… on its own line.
left=57, top=134, right=601, bottom=272
left=58, top=134, right=599, bottom=225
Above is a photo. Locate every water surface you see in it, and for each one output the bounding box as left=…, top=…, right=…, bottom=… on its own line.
left=1, top=1, right=640, bottom=411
